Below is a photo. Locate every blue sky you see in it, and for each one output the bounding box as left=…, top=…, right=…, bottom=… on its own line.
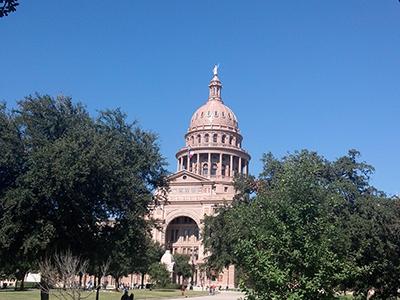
left=1, top=1, right=399, bottom=195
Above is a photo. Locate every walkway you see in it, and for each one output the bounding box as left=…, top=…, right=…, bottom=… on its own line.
left=169, top=291, right=244, bottom=300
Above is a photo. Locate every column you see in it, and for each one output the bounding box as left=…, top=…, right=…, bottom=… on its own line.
left=187, top=154, right=190, bottom=171
left=197, top=153, right=200, bottom=175
left=244, top=161, right=248, bottom=175
left=230, top=155, right=233, bottom=177
left=177, top=158, right=180, bottom=172
left=207, top=152, right=211, bottom=178
left=239, top=157, right=242, bottom=174
left=219, top=153, right=223, bottom=177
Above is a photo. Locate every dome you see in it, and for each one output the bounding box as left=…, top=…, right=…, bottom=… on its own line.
left=188, top=72, right=239, bottom=132
left=189, top=100, right=238, bottom=131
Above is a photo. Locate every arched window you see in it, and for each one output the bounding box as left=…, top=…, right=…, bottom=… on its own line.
left=211, top=163, right=218, bottom=176
left=213, top=134, right=218, bottom=143
left=197, top=134, right=201, bottom=144
left=191, top=136, right=194, bottom=145
left=229, top=136, right=234, bottom=145
left=221, top=135, right=226, bottom=144
left=204, top=134, right=209, bottom=143
left=202, top=163, right=209, bottom=176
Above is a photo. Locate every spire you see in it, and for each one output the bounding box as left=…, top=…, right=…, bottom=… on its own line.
left=208, top=64, right=222, bottom=101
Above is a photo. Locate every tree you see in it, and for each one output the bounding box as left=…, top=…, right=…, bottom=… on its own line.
left=148, top=263, right=170, bottom=288
left=203, top=203, right=251, bottom=272
left=202, top=174, right=258, bottom=273
left=134, top=238, right=164, bottom=288
left=0, top=95, right=167, bottom=292
left=173, top=254, right=192, bottom=284
left=39, top=251, right=90, bottom=300
left=203, top=150, right=400, bottom=299
left=339, top=196, right=400, bottom=299
left=0, top=0, right=19, bottom=18
left=0, top=102, right=49, bottom=290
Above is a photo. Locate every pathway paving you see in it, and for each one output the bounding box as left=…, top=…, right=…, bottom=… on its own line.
left=169, top=291, right=244, bottom=300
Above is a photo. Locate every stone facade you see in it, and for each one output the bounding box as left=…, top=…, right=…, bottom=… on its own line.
left=150, top=68, right=250, bottom=288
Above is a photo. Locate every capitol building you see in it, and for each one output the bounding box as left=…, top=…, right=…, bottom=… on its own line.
left=0, top=68, right=251, bottom=290
left=150, top=67, right=251, bottom=288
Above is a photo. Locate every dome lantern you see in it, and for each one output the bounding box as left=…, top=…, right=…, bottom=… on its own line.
left=208, top=64, right=222, bottom=101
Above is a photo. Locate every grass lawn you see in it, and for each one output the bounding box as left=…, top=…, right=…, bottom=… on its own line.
left=0, top=289, right=208, bottom=300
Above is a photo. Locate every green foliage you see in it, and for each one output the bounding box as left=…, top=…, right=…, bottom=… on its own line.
left=0, top=0, right=19, bottom=18
left=339, top=197, right=400, bottom=299
left=203, top=203, right=251, bottom=272
left=129, top=238, right=164, bottom=288
left=0, top=95, right=167, bottom=284
left=135, top=239, right=164, bottom=275
left=148, top=263, right=170, bottom=288
left=173, top=254, right=192, bottom=279
left=203, top=150, right=400, bottom=299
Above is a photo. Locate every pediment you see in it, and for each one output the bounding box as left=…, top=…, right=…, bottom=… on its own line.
left=168, top=170, right=211, bottom=184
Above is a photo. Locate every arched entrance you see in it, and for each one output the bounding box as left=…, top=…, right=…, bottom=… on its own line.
left=165, top=216, right=201, bottom=285
left=166, top=216, right=200, bottom=257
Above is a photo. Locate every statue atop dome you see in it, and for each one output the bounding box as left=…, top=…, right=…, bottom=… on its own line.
left=213, top=64, right=219, bottom=76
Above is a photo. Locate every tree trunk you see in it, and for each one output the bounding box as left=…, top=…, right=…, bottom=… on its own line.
left=40, top=278, right=49, bottom=300
left=19, top=276, right=25, bottom=291
left=78, top=272, right=83, bottom=288
left=83, top=274, right=87, bottom=289
left=15, top=272, right=26, bottom=291
left=95, top=286, right=100, bottom=300
left=115, top=276, right=120, bottom=291
left=141, top=273, right=145, bottom=289
left=40, top=290, right=49, bottom=300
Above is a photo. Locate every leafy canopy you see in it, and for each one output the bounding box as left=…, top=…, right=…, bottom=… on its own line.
left=0, top=95, right=167, bottom=283
left=204, top=150, right=400, bottom=299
